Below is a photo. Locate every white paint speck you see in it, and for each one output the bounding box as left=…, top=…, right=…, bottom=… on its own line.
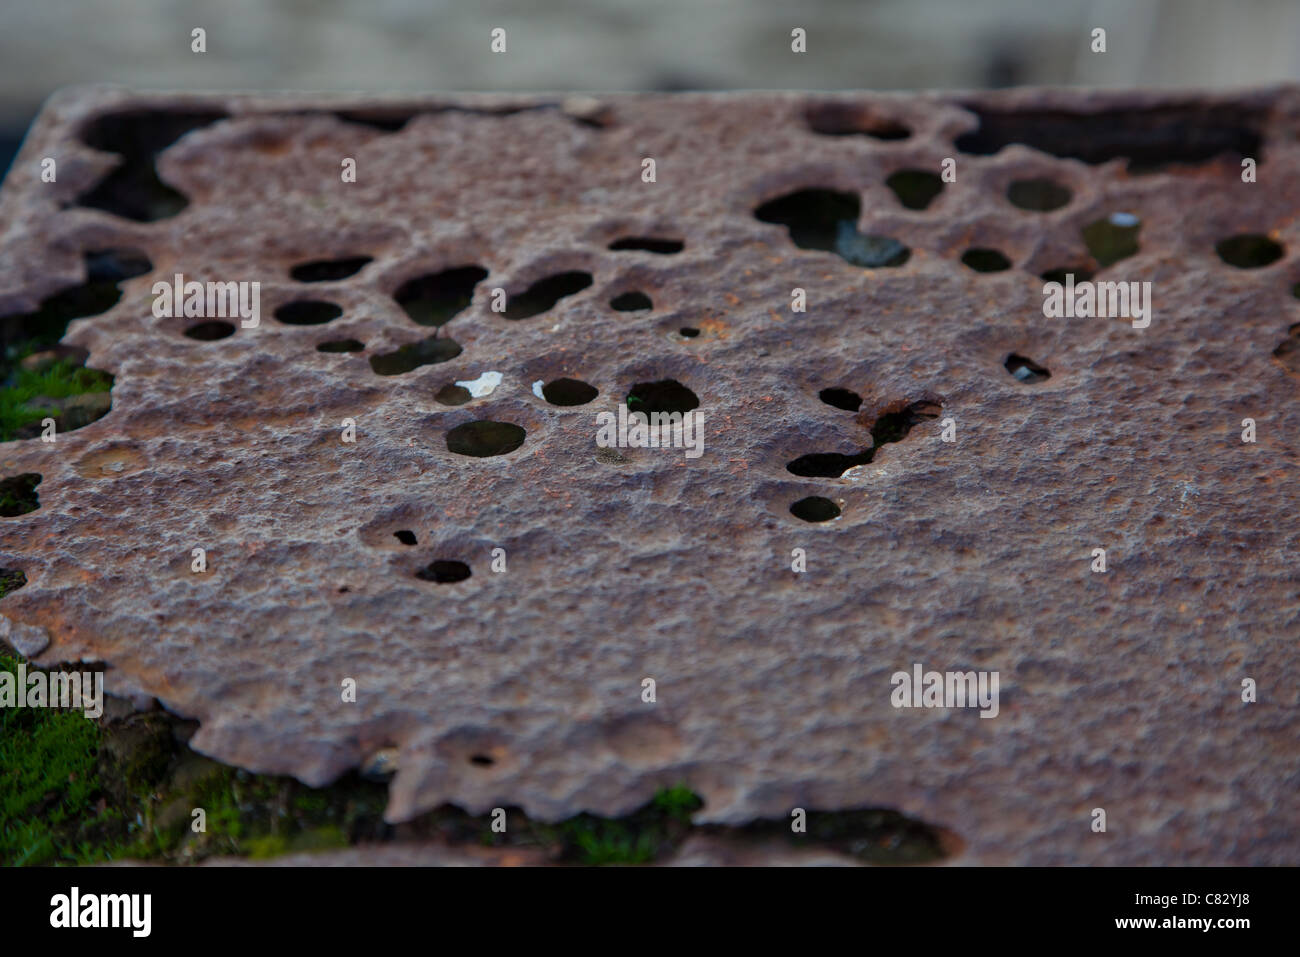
left=455, top=371, right=502, bottom=398
left=532, top=379, right=546, bottom=399
left=1109, top=211, right=1140, bottom=228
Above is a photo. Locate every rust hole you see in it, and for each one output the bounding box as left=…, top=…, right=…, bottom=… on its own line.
left=415, top=560, right=471, bottom=583
left=274, top=300, right=342, bottom=325
left=819, top=387, right=862, bottom=412
left=609, top=237, right=683, bottom=254
left=317, top=338, right=364, bottom=353
left=1216, top=234, right=1284, bottom=269
left=1007, top=178, right=1072, bottom=211
left=790, top=496, right=841, bottom=523
left=395, top=266, right=489, bottom=327
left=961, top=248, right=1012, bottom=273
left=541, top=378, right=599, bottom=406
left=805, top=102, right=910, bottom=140
left=627, top=379, right=699, bottom=415
left=446, top=421, right=526, bottom=457
left=611, top=291, right=653, bottom=312
left=1005, top=353, right=1051, bottom=383
left=185, top=320, right=235, bottom=341
left=290, top=256, right=373, bottom=282
left=885, top=170, right=943, bottom=210
left=370, top=336, right=462, bottom=375
left=504, top=272, right=592, bottom=320
left=0, top=473, right=41, bottom=517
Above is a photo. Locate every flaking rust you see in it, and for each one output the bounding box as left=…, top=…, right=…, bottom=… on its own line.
left=0, top=86, right=1297, bottom=864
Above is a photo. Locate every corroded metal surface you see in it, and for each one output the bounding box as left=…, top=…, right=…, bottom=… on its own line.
left=2, top=86, right=1298, bottom=864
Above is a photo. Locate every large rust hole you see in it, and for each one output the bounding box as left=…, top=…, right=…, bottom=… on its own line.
left=954, top=104, right=1263, bottom=172
left=1007, top=178, right=1072, bottom=211
left=76, top=110, right=228, bottom=221
left=504, top=272, right=592, bottom=320
left=290, top=256, right=373, bottom=282
left=819, top=388, right=862, bottom=412
left=1216, top=234, right=1284, bottom=269
left=885, top=170, right=944, bottom=210
left=274, top=300, right=342, bottom=325
left=0, top=567, right=27, bottom=598
left=1082, top=214, right=1141, bottom=268
left=627, top=379, right=699, bottom=415
left=370, top=337, right=462, bottom=375
left=611, top=291, right=653, bottom=312
left=415, top=560, right=471, bottom=583
left=805, top=102, right=910, bottom=140
left=395, top=266, right=489, bottom=326
left=1005, top=353, right=1051, bottom=383
left=609, top=237, right=683, bottom=254
left=961, top=248, right=1012, bottom=273
left=755, top=188, right=909, bottom=268
left=184, top=321, right=235, bottom=341
left=0, top=473, right=41, bottom=516
left=787, top=452, right=873, bottom=478
left=541, top=378, right=599, bottom=406
left=790, top=496, right=841, bottom=523
left=446, top=421, right=526, bottom=457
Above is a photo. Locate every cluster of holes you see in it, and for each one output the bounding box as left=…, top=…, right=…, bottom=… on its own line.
left=787, top=395, right=941, bottom=521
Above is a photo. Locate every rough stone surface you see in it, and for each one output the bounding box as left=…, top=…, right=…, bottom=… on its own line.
left=2, top=86, right=1298, bottom=865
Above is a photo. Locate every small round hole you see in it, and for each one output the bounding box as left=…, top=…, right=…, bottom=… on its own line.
left=818, top=388, right=862, bottom=412
left=446, top=421, right=527, bottom=457
left=274, top=300, right=343, bottom=325
left=416, top=560, right=471, bottom=583
left=541, top=377, right=599, bottom=406
left=184, top=320, right=235, bottom=341
left=961, top=248, right=1011, bottom=273
left=611, top=291, right=653, bottom=312
left=790, top=496, right=841, bottom=523
left=394, top=530, right=417, bottom=546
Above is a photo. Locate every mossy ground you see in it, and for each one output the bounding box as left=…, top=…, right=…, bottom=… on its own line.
left=0, top=649, right=950, bottom=866
left=0, top=357, right=113, bottom=441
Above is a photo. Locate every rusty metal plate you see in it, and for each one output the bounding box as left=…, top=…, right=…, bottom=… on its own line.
left=2, top=86, right=1297, bottom=864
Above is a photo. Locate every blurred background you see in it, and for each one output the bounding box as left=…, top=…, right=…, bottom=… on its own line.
left=3, top=0, right=1300, bottom=172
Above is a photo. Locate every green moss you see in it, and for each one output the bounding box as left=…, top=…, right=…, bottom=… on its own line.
left=0, top=652, right=144, bottom=865
left=0, top=359, right=113, bottom=441
left=0, top=569, right=26, bottom=600
left=1, top=648, right=951, bottom=866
